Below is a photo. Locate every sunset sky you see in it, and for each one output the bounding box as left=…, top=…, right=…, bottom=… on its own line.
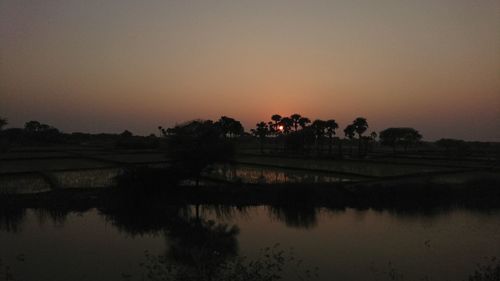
left=1, top=0, right=499, bottom=141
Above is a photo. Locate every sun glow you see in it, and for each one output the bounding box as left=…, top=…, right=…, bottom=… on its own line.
left=278, top=125, right=284, bottom=132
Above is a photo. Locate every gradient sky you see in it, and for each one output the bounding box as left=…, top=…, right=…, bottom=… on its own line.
left=1, top=0, right=499, bottom=140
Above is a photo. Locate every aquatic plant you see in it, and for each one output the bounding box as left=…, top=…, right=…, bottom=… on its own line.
left=135, top=244, right=319, bottom=281
left=468, top=257, right=500, bottom=281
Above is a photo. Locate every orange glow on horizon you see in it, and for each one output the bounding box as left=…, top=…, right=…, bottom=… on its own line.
left=0, top=0, right=499, bottom=141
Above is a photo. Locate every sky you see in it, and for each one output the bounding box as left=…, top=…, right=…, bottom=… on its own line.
left=1, top=0, right=499, bottom=141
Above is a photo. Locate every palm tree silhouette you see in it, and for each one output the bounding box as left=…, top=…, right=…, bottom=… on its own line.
left=352, top=117, right=368, bottom=157
left=267, top=121, right=275, bottom=136
left=344, top=124, right=356, bottom=157
left=325, top=119, right=338, bottom=155
left=280, top=117, right=293, bottom=134
left=311, top=119, right=326, bottom=155
left=368, top=131, right=378, bottom=154
left=251, top=122, right=269, bottom=154
left=290, top=113, right=302, bottom=132
left=271, top=114, right=282, bottom=134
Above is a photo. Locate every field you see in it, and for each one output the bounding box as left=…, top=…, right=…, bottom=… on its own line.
left=0, top=144, right=498, bottom=194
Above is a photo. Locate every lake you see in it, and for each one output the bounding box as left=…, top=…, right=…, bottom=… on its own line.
left=1, top=204, right=499, bottom=281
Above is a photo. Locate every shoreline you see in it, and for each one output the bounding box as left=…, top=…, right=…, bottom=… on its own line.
left=2, top=179, right=500, bottom=211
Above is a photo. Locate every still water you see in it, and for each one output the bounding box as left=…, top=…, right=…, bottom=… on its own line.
left=208, top=163, right=363, bottom=184
left=1, top=205, right=499, bottom=281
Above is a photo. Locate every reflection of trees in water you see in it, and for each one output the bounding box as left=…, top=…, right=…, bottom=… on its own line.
left=164, top=217, right=239, bottom=280
left=99, top=205, right=189, bottom=236
left=211, top=164, right=349, bottom=184
left=267, top=205, right=318, bottom=229
left=0, top=207, right=26, bottom=232
left=33, top=207, right=80, bottom=227
left=100, top=202, right=240, bottom=280
left=199, top=204, right=252, bottom=221
left=0, top=206, right=86, bottom=232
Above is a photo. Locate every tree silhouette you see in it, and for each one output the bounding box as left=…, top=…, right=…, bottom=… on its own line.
left=166, top=120, right=235, bottom=186
left=298, top=117, right=311, bottom=130
left=216, top=116, right=233, bottom=138
left=271, top=114, right=282, bottom=134
left=228, top=120, right=244, bottom=138
left=216, top=116, right=244, bottom=138
left=24, top=120, right=56, bottom=133
left=22, top=120, right=61, bottom=143
left=290, top=113, right=302, bottom=132
left=352, top=117, right=368, bottom=157
left=379, top=127, right=422, bottom=153
left=270, top=115, right=283, bottom=153
left=120, top=130, right=133, bottom=137
left=311, top=119, right=326, bottom=155
left=158, top=126, right=167, bottom=136
left=0, top=117, right=7, bottom=131
left=399, top=129, right=421, bottom=151
left=325, top=119, right=338, bottom=155
left=267, top=121, right=275, bottom=136
left=367, top=131, right=378, bottom=154
left=436, top=138, right=468, bottom=157
left=344, top=124, right=356, bottom=157
left=24, top=120, right=42, bottom=132
left=251, top=122, right=269, bottom=154
left=280, top=117, right=293, bottom=134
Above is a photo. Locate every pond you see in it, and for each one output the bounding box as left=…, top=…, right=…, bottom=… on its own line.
left=1, top=204, right=499, bottom=281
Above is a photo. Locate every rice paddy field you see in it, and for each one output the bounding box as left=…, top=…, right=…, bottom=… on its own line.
left=0, top=145, right=498, bottom=194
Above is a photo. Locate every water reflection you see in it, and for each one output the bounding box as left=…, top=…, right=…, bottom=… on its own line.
left=33, top=207, right=86, bottom=227
left=198, top=204, right=253, bottom=221
left=100, top=205, right=184, bottom=236
left=209, top=164, right=358, bottom=184
left=100, top=202, right=241, bottom=280
left=0, top=205, right=92, bottom=232
left=54, top=168, right=120, bottom=189
left=164, top=217, right=239, bottom=279
left=268, top=205, right=318, bottom=229
left=0, top=207, right=26, bottom=232
left=1, top=199, right=500, bottom=281
left=2, top=201, right=500, bottom=235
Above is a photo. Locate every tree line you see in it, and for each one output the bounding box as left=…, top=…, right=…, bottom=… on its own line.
left=249, top=113, right=424, bottom=157
left=251, top=114, right=368, bottom=156
left=0, top=117, right=160, bottom=149
left=2, top=114, right=484, bottom=157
